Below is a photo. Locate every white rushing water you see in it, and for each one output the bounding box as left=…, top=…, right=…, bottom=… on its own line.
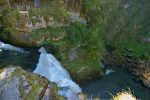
left=34, top=47, right=82, bottom=100
left=101, top=62, right=115, bottom=75
left=0, top=41, right=25, bottom=53
left=105, top=69, right=115, bottom=75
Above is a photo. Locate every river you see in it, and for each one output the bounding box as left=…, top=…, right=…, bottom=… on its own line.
left=82, top=67, right=150, bottom=100
left=0, top=40, right=150, bottom=100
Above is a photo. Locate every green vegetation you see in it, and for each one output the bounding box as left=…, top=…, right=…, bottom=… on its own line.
left=0, top=6, right=19, bottom=34
left=0, top=0, right=149, bottom=84
left=11, top=67, right=66, bottom=100
left=102, top=0, right=150, bottom=59
left=0, top=0, right=150, bottom=99
left=0, top=0, right=105, bottom=83
left=29, top=0, right=105, bottom=83
left=31, top=21, right=104, bottom=83
left=29, top=1, right=68, bottom=23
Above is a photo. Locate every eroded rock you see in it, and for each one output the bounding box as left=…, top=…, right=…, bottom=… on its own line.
left=0, top=66, right=66, bottom=100
left=143, top=72, right=150, bottom=88
left=103, top=54, right=150, bottom=88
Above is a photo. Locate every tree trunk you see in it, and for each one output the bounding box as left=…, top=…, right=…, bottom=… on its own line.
left=65, top=0, right=68, bottom=7
left=34, top=0, right=40, bottom=7
left=7, top=0, right=11, bottom=8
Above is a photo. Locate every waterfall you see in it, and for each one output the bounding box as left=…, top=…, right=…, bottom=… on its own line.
left=105, top=69, right=115, bottom=75
left=0, top=41, right=26, bottom=53
left=34, top=47, right=82, bottom=100
left=101, top=61, right=115, bottom=75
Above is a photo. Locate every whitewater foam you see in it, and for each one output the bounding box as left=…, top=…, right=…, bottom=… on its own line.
left=105, top=69, right=115, bottom=75
left=0, top=41, right=26, bottom=53
left=34, top=47, right=82, bottom=100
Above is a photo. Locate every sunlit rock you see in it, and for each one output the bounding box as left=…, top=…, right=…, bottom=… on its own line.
left=0, top=66, right=65, bottom=100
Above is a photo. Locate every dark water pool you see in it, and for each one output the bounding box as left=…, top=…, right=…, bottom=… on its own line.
left=0, top=49, right=39, bottom=71
left=0, top=48, right=150, bottom=100
left=82, top=67, right=150, bottom=100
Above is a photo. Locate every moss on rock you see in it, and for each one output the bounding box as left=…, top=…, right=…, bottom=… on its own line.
left=0, top=0, right=104, bottom=84
left=0, top=66, right=66, bottom=100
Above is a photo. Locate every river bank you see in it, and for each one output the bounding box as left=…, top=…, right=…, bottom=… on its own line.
left=1, top=40, right=150, bottom=100
left=82, top=66, right=150, bottom=100
left=103, top=54, right=150, bottom=89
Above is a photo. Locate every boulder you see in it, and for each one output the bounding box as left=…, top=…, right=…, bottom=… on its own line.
left=0, top=66, right=65, bottom=100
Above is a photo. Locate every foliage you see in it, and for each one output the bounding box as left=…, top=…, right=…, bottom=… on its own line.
left=0, top=0, right=105, bottom=83
left=32, top=27, right=66, bottom=41
left=47, top=0, right=68, bottom=22
left=0, top=0, right=7, bottom=4
left=1, top=6, right=19, bottom=34
left=66, top=22, right=88, bottom=44
left=82, top=0, right=100, bottom=13
left=29, top=0, right=68, bottom=23
left=63, top=0, right=105, bottom=72
left=82, top=0, right=102, bottom=26
left=82, top=0, right=104, bottom=59
left=101, top=0, right=150, bottom=59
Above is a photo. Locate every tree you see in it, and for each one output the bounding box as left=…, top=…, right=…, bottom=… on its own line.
left=34, top=0, right=40, bottom=7
left=64, top=0, right=68, bottom=7
left=0, top=0, right=11, bottom=7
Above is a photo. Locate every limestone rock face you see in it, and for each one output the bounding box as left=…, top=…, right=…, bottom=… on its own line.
left=0, top=67, right=21, bottom=100
left=0, top=66, right=65, bottom=100
left=69, top=12, right=87, bottom=24
left=143, top=72, right=150, bottom=88
left=104, top=54, right=150, bottom=88
left=140, top=38, right=150, bottom=43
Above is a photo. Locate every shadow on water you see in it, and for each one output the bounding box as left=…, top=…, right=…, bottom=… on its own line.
left=0, top=44, right=150, bottom=100
left=0, top=49, right=40, bottom=71
left=82, top=67, right=150, bottom=100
